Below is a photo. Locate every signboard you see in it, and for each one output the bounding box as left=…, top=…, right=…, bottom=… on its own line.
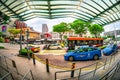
left=2, top=26, right=7, bottom=32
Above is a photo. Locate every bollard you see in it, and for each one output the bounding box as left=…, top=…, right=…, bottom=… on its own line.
left=32, top=54, right=36, bottom=65
left=27, top=51, right=31, bottom=60
left=71, top=63, right=76, bottom=78
left=46, top=59, right=49, bottom=72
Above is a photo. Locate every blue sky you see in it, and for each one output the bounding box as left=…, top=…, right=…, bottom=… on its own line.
left=25, top=18, right=120, bottom=32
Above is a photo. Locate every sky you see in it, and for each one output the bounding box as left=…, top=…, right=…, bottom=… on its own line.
left=25, top=18, right=75, bottom=32
left=25, top=18, right=120, bottom=33
left=104, top=21, right=120, bottom=32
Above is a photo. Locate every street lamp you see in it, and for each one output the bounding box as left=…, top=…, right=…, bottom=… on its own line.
left=19, top=21, right=22, bottom=55
left=114, top=22, right=117, bottom=44
left=26, top=29, right=30, bottom=60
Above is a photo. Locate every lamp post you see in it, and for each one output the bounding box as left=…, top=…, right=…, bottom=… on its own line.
left=19, top=21, right=22, bottom=55
left=114, top=23, right=117, bottom=44
left=26, top=29, right=30, bottom=60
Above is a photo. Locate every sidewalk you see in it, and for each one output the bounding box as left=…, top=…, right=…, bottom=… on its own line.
left=0, top=43, right=61, bottom=80
left=0, top=43, right=120, bottom=80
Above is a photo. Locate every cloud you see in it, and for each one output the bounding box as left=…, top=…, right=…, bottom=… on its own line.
left=25, top=18, right=75, bottom=32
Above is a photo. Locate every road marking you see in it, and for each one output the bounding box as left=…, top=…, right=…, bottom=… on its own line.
left=39, top=50, right=66, bottom=55
left=34, top=55, right=106, bottom=71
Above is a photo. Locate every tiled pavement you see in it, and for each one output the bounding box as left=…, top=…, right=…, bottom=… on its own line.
left=0, top=43, right=61, bottom=80
left=0, top=43, right=120, bottom=80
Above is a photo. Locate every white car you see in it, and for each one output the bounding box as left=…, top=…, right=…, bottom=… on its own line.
left=48, top=44, right=62, bottom=50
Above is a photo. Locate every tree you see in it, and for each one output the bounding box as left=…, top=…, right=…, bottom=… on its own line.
left=0, top=12, right=10, bottom=24
left=88, top=24, right=104, bottom=37
left=53, top=22, right=69, bottom=40
left=70, top=20, right=88, bottom=37
left=8, top=28, right=21, bottom=37
left=0, top=32, right=3, bottom=37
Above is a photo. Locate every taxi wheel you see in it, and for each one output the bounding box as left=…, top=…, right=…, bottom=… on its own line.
left=93, top=55, right=99, bottom=60
left=69, top=56, right=74, bottom=61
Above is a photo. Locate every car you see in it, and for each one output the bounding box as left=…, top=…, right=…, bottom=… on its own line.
left=47, top=44, right=62, bottom=50
left=102, top=44, right=118, bottom=56
left=64, top=47, right=101, bottom=61
left=25, top=45, right=40, bottom=53
left=117, top=43, right=120, bottom=49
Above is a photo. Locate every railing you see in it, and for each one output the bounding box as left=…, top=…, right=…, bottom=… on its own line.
left=0, top=65, right=14, bottom=80
left=54, top=52, right=119, bottom=80
left=0, top=55, right=19, bottom=74
left=22, top=70, right=34, bottom=80
left=0, top=54, right=34, bottom=80
left=98, top=60, right=120, bottom=80
left=0, top=72, right=14, bottom=80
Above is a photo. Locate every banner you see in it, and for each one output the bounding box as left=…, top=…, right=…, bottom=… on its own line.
left=2, top=26, right=7, bottom=32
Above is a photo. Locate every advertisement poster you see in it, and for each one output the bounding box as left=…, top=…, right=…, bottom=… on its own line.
left=2, top=26, right=7, bottom=32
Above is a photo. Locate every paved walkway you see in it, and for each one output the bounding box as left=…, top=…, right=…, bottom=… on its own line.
left=0, top=43, right=120, bottom=80
left=0, top=43, right=60, bottom=80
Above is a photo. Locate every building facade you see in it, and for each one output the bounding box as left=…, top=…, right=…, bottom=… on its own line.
left=42, top=24, right=48, bottom=33
left=51, top=30, right=91, bottom=40
left=104, top=30, right=120, bottom=37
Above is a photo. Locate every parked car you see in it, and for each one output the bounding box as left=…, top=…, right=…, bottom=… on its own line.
left=25, top=45, right=40, bottom=53
left=117, top=43, right=120, bottom=49
left=64, top=47, right=101, bottom=61
left=46, top=44, right=62, bottom=50
left=102, top=44, right=118, bottom=56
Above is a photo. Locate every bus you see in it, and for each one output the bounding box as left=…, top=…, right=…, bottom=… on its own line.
left=67, top=37, right=103, bottom=50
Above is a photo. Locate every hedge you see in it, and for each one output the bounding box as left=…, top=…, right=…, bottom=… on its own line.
left=0, top=46, right=5, bottom=49
left=0, top=37, right=4, bottom=43
left=19, top=48, right=33, bottom=56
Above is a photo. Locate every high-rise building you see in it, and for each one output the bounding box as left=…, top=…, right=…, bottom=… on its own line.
left=42, top=24, right=48, bottom=33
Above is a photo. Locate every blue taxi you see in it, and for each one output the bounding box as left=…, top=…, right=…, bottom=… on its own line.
left=102, top=44, right=118, bottom=56
left=64, top=47, right=101, bottom=61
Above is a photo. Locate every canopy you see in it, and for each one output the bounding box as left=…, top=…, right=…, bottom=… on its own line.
left=0, top=0, right=120, bottom=25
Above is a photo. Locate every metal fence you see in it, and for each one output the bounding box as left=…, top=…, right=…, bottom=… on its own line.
left=0, top=55, right=19, bottom=74
left=98, top=60, right=120, bottom=80
left=0, top=55, right=34, bottom=80
left=0, top=65, right=14, bottom=80
left=54, top=52, right=119, bottom=80
left=22, top=70, right=34, bottom=80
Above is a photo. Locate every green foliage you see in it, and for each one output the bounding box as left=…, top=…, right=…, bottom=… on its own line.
left=8, top=28, right=21, bottom=36
left=102, top=36, right=108, bottom=39
left=70, top=20, right=88, bottom=37
left=0, top=37, right=4, bottom=43
left=98, top=45, right=106, bottom=50
left=53, top=22, right=68, bottom=33
left=53, top=22, right=69, bottom=40
left=0, top=46, right=5, bottom=49
left=0, top=12, right=10, bottom=24
left=63, top=35, right=67, bottom=40
left=88, top=24, right=104, bottom=37
left=19, top=49, right=33, bottom=56
left=0, top=32, right=3, bottom=36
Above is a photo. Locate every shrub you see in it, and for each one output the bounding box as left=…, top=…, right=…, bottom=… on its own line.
left=0, top=46, right=5, bottom=49
left=99, top=45, right=106, bottom=50
left=67, top=50, right=74, bottom=52
left=19, top=48, right=33, bottom=56
left=0, top=37, right=4, bottom=43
